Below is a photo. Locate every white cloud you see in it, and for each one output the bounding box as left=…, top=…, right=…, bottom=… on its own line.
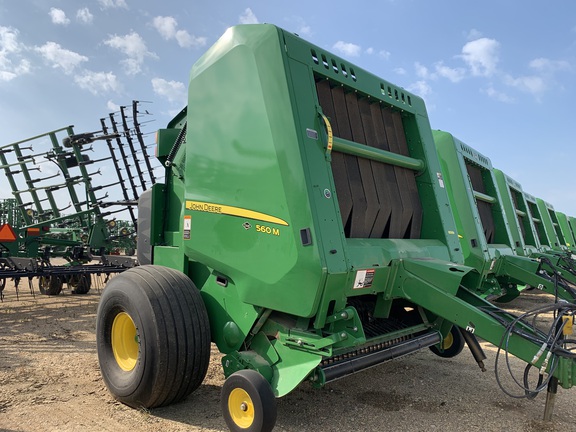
left=74, top=71, right=120, bottom=95
left=35, top=42, right=88, bottom=73
left=0, top=26, right=19, bottom=52
left=332, top=41, right=361, bottom=57
left=467, top=29, right=483, bottom=40
left=434, top=61, right=466, bottom=83
left=285, top=16, right=311, bottom=37
left=298, top=24, right=311, bottom=36
left=98, top=0, right=127, bottom=9
left=152, top=16, right=207, bottom=48
left=50, top=8, right=70, bottom=26
left=239, top=8, right=259, bottom=24
left=394, top=67, right=406, bottom=75
left=107, top=100, right=120, bottom=111
left=151, top=77, right=186, bottom=104
left=414, top=62, right=431, bottom=79
left=77, top=8, right=94, bottom=24
left=104, top=32, right=157, bottom=75
left=174, top=30, right=207, bottom=48
left=503, top=74, right=546, bottom=96
left=379, top=50, right=391, bottom=60
left=461, top=37, right=500, bottom=77
left=153, top=16, right=177, bottom=40
left=484, top=86, right=514, bottom=103
left=407, top=80, right=432, bottom=98
left=0, top=26, right=30, bottom=81
left=529, top=57, right=571, bottom=72
left=365, top=47, right=374, bottom=55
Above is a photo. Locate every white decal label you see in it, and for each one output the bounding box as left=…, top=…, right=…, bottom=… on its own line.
left=353, top=269, right=375, bottom=289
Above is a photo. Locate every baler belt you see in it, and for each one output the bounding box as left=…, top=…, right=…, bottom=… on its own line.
left=510, top=189, right=527, bottom=241
left=466, top=163, right=495, bottom=244
left=315, top=79, right=422, bottom=239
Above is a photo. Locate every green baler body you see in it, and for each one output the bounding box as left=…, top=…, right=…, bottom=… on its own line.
left=433, top=131, right=512, bottom=287
left=147, top=25, right=576, bottom=398
left=493, top=169, right=541, bottom=256
left=155, top=24, right=460, bottom=326
left=432, top=130, right=576, bottom=302
left=525, top=193, right=557, bottom=250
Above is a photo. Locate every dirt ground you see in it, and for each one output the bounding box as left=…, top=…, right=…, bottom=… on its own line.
left=1, top=276, right=576, bottom=432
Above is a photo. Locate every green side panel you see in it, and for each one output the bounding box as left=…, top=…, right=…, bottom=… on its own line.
left=536, top=198, right=563, bottom=250
left=555, top=211, right=575, bottom=248
left=569, top=216, right=576, bottom=244
left=493, top=169, right=525, bottom=255
left=182, top=25, right=324, bottom=318
left=153, top=246, right=187, bottom=273
left=433, top=131, right=515, bottom=279
left=498, top=171, right=541, bottom=253
left=524, top=193, right=552, bottom=249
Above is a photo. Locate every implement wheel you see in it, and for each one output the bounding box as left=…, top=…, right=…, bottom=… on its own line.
left=430, top=326, right=465, bottom=358
left=222, top=370, right=277, bottom=432
left=38, top=275, right=63, bottom=296
left=96, top=265, right=210, bottom=408
left=68, top=274, right=91, bottom=294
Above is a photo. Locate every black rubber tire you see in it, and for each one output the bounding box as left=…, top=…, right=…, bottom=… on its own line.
left=430, top=326, right=465, bottom=358
left=0, top=263, right=6, bottom=293
left=124, top=248, right=135, bottom=256
left=96, top=265, right=210, bottom=408
left=221, top=370, right=277, bottom=432
left=38, top=276, right=64, bottom=296
left=68, top=274, right=91, bottom=294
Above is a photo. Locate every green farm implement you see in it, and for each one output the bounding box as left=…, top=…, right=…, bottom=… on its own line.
left=0, top=101, right=158, bottom=297
left=94, top=25, right=576, bottom=431
left=494, top=170, right=576, bottom=293
left=433, top=130, right=576, bottom=302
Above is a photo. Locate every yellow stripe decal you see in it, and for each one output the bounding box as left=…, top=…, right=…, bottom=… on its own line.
left=186, top=201, right=289, bottom=226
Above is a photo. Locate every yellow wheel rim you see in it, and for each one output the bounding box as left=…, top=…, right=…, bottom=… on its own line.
left=228, top=388, right=255, bottom=428
left=111, top=312, right=139, bottom=371
left=442, top=331, right=454, bottom=350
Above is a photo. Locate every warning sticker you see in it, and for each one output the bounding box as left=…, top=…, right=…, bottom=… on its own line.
left=183, top=215, right=191, bottom=240
left=437, top=172, right=445, bottom=188
left=353, top=269, right=375, bottom=289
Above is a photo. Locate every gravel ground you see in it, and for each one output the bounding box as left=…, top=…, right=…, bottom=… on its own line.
left=0, top=278, right=575, bottom=432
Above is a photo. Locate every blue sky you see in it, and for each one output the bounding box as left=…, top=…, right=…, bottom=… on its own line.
left=2, top=1, right=576, bottom=215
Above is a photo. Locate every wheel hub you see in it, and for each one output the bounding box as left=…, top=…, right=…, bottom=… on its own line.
left=228, top=388, right=255, bottom=428
left=111, top=312, right=139, bottom=371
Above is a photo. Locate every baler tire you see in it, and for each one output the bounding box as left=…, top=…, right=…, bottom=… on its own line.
left=221, top=369, right=277, bottom=432
left=430, top=326, right=465, bottom=358
left=38, top=275, right=64, bottom=296
left=96, top=265, right=211, bottom=409
left=68, top=274, right=91, bottom=294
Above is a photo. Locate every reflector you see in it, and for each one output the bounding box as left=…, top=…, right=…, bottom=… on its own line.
left=0, top=223, right=17, bottom=242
